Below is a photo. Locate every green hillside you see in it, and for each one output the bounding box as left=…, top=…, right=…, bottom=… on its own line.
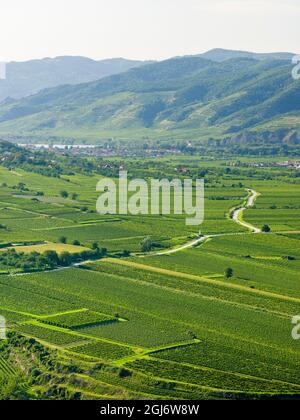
left=0, top=55, right=299, bottom=145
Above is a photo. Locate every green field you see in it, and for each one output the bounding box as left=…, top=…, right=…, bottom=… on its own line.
left=1, top=243, right=90, bottom=255
left=1, top=153, right=300, bottom=400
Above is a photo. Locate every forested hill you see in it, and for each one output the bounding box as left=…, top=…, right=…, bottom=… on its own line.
left=0, top=53, right=299, bottom=141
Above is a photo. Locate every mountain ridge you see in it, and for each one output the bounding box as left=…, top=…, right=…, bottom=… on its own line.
left=0, top=50, right=299, bottom=142
left=0, top=56, right=151, bottom=102
left=199, top=48, right=295, bottom=62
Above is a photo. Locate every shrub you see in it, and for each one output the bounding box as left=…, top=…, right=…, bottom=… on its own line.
left=262, top=225, right=271, bottom=233
left=225, top=267, right=234, bottom=279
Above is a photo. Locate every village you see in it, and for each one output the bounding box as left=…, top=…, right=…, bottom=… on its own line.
left=227, top=160, right=300, bottom=170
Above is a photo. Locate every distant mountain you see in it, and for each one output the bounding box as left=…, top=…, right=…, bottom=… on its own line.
left=200, top=48, right=295, bottom=62
left=0, top=56, right=150, bottom=101
left=0, top=52, right=299, bottom=141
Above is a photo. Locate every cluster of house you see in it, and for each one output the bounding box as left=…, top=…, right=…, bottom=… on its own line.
left=17, top=142, right=185, bottom=158
left=277, top=160, right=300, bottom=169
left=227, top=160, right=300, bottom=170
left=0, top=151, right=11, bottom=161
left=18, top=143, right=117, bottom=157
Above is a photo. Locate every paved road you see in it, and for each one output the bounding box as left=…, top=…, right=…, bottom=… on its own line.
left=140, top=235, right=208, bottom=257
left=8, top=189, right=262, bottom=270
left=140, top=188, right=261, bottom=258
left=231, top=189, right=261, bottom=234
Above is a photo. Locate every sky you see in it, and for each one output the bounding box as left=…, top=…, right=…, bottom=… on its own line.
left=0, top=0, right=299, bottom=62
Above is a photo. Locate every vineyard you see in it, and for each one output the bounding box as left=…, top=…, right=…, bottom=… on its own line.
left=1, top=157, right=300, bottom=399
left=0, top=356, right=16, bottom=378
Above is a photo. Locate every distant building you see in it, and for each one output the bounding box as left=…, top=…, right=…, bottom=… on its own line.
left=176, top=167, right=189, bottom=173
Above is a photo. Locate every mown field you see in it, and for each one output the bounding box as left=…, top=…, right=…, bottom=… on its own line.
left=1, top=157, right=300, bottom=399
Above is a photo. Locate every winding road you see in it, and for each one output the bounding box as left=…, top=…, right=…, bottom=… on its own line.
left=231, top=189, right=261, bottom=234
left=8, top=189, right=261, bottom=273
left=140, top=188, right=261, bottom=258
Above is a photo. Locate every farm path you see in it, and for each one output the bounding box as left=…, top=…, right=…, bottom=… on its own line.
left=232, top=189, right=261, bottom=234
left=7, top=190, right=261, bottom=274
left=140, top=189, right=261, bottom=258
left=107, top=258, right=300, bottom=305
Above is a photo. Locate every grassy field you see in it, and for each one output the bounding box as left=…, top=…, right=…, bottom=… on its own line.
left=1, top=156, right=300, bottom=399
left=1, top=243, right=90, bottom=255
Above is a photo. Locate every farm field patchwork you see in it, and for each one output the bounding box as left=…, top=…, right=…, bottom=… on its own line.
left=1, top=156, right=300, bottom=399
left=244, top=182, right=300, bottom=232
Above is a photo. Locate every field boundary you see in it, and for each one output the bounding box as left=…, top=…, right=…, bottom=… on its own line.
left=106, top=258, right=300, bottom=305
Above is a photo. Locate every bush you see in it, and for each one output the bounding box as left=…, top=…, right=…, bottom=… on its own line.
left=60, top=191, right=69, bottom=199
left=262, top=225, right=271, bottom=233
left=225, top=267, right=234, bottom=279
left=141, top=237, right=153, bottom=253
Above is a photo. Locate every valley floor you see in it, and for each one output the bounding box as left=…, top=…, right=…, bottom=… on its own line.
left=1, top=158, right=300, bottom=400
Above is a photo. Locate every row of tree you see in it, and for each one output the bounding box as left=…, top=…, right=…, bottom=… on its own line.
left=0, top=246, right=107, bottom=272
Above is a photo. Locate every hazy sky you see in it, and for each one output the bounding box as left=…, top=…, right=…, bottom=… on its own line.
left=1, top=0, right=299, bottom=62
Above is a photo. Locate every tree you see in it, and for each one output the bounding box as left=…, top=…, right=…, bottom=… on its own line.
left=141, top=237, right=153, bottom=253
left=71, top=193, right=78, bottom=200
left=59, top=236, right=67, bottom=244
left=73, top=240, right=81, bottom=246
left=225, top=267, right=234, bottom=279
left=92, top=242, right=99, bottom=250
left=0, top=376, right=30, bottom=400
left=262, top=225, right=271, bottom=233
left=101, top=248, right=107, bottom=256
left=60, top=252, right=72, bottom=267
left=123, top=250, right=131, bottom=257
left=60, top=191, right=69, bottom=199
left=17, top=182, right=26, bottom=191
left=284, top=255, right=295, bottom=261
left=42, top=251, right=59, bottom=268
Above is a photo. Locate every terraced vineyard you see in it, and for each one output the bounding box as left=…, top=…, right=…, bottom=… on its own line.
left=0, top=356, right=16, bottom=378
left=1, top=153, right=300, bottom=400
